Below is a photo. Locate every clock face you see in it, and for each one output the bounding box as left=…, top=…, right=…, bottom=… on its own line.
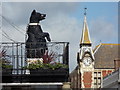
left=83, top=57, right=92, bottom=66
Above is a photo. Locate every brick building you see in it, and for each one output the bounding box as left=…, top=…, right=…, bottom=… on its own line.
left=102, top=67, right=120, bottom=88
left=69, top=10, right=120, bottom=89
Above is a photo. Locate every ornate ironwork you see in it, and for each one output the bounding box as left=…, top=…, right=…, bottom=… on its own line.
left=1, top=42, right=69, bottom=83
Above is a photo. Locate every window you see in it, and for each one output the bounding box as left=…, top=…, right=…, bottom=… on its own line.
left=98, top=72, right=101, bottom=77
left=98, top=78, right=101, bottom=84
left=94, top=78, right=97, bottom=85
left=94, top=72, right=97, bottom=77
left=94, top=72, right=101, bottom=88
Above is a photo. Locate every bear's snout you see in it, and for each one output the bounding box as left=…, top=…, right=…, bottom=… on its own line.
left=41, top=14, right=46, bottom=18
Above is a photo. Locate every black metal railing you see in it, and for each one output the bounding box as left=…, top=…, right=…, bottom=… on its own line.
left=1, top=42, right=69, bottom=83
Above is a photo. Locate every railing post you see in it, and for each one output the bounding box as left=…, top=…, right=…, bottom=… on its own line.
left=16, top=43, right=19, bottom=75
left=63, top=42, right=69, bottom=66
left=21, top=43, right=23, bottom=75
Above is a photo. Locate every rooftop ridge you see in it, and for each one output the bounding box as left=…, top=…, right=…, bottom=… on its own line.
left=93, top=44, right=101, bottom=52
left=101, top=43, right=120, bottom=45
left=93, top=43, right=102, bottom=54
left=93, top=43, right=120, bottom=54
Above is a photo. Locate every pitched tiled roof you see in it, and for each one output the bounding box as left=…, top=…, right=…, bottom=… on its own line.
left=94, top=43, right=120, bottom=69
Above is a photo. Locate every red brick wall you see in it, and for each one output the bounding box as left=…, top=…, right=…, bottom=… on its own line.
left=83, top=72, right=92, bottom=88
left=102, top=70, right=112, bottom=77
left=102, top=70, right=107, bottom=77
left=108, top=70, right=112, bottom=74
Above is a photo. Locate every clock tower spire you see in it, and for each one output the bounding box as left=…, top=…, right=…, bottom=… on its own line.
left=80, top=8, right=91, bottom=47
left=79, top=8, right=94, bottom=60
left=77, top=8, right=95, bottom=88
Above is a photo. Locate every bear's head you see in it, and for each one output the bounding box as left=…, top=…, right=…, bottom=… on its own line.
left=30, top=10, right=46, bottom=23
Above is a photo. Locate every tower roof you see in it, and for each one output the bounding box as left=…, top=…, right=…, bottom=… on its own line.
left=80, top=9, right=91, bottom=45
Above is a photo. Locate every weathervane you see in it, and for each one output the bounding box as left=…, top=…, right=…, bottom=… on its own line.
left=84, top=7, right=87, bottom=15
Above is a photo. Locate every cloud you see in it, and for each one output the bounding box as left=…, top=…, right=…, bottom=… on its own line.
left=2, top=2, right=79, bottom=25
left=2, top=2, right=81, bottom=72
left=89, top=17, right=118, bottom=47
left=43, top=13, right=82, bottom=71
left=1, top=2, right=118, bottom=72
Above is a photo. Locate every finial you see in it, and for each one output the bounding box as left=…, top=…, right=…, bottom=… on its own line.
left=84, top=7, right=87, bottom=15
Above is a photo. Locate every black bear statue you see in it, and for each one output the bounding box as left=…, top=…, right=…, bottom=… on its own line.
left=26, top=10, right=51, bottom=58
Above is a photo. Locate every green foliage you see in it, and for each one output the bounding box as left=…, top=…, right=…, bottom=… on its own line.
left=0, top=59, right=13, bottom=69
left=0, top=49, right=13, bottom=69
left=2, top=64, right=13, bottom=69
left=24, top=50, right=68, bottom=70
left=25, top=62, right=68, bottom=70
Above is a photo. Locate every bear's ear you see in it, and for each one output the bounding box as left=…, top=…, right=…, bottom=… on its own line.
left=31, top=10, right=36, bottom=15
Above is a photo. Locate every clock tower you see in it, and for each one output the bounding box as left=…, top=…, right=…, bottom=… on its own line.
left=77, top=8, right=95, bottom=88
